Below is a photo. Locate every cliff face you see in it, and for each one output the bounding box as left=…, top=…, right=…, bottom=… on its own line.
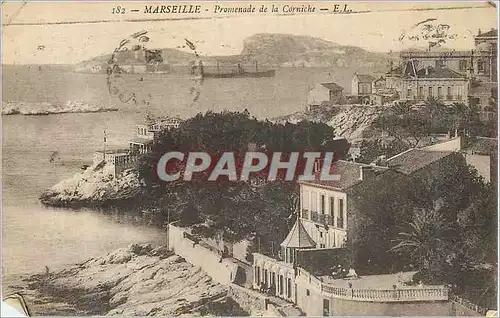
left=39, top=164, right=143, bottom=207
left=240, top=33, right=392, bottom=68
left=274, top=105, right=386, bottom=141
left=3, top=245, right=249, bottom=316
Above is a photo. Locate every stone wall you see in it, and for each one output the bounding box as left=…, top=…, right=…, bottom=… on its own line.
left=227, top=283, right=269, bottom=315
left=168, top=225, right=239, bottom=285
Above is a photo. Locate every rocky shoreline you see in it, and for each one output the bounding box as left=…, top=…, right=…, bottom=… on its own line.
left=3, top=244, right=249, bottom=316
left=39, top=165, right=143, bottom=208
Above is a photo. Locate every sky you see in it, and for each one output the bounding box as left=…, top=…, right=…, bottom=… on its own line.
left=2, top=1, right=498, bottom=64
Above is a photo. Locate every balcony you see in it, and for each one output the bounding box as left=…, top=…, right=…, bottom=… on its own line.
left=303, top=211, right=342, bottom=228
left=311, top=211, right=320, bottom=222
left=319, top=214, right=326, bottom=224
left=336, top=217, right=344, bottom=229
left=324, top=214, right=334, bottom=226
left=301, top=209, right=310, bottom=220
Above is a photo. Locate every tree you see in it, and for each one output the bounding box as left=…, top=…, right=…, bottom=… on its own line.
left=391, top=209, right=455, bottom=282
left=135, top=110, right=347, bottom=248
left=373, top=100, right=434, bottom=147
left=357, top=138, right=408, bottom=164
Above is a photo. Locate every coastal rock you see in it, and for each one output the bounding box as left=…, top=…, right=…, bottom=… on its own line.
left=2, top=100, right=118, bottom=115
left=5, top=244, right=248, bottom=316
left=39, top=164, right=143, bottom=207
left=273, top=105, right=385, bottom=141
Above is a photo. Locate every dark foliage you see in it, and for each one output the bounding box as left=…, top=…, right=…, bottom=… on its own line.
left=135, top=110, right=348, bottom=250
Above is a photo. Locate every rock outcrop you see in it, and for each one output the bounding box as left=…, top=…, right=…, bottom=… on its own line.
left=3, top=245, right=249, bottom=316
left=274, top=105, right=386, bottom=141
left=39, top=164, right=143, bottom=207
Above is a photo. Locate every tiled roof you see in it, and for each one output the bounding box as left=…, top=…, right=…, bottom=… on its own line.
left=477, top=29, right=498, bottom=38
left=354, top=74, right=375, bottom=83
left=299, top=160, right=388, bottom=190
left=414, top=67, right=466, bottom=79
left=387, top=65, right=403, bottom=76
left=463, top=137, right=497, bottom=155
left=321, top=82, right=344, bottom=91
left=386, top=149, right=454, bottom=175
left=280, top=219, right=316, bottom=248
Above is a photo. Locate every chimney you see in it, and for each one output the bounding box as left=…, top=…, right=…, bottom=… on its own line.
left=247, top=142, right=257, bottom=152
left=313, top=159, right=321, bottom=173
left=359, top=166, right=375, bottom=181
left=478, top=28, right=482, bottom=35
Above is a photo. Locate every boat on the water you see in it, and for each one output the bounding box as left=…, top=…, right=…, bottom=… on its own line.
left=202, top=61, right=275, bottom=78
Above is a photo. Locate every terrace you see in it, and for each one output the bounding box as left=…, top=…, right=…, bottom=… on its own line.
left=298, top=268, right=449, bottom=302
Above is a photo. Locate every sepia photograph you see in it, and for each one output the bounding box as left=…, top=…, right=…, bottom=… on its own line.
left=1, top=1, right=498, bottom=316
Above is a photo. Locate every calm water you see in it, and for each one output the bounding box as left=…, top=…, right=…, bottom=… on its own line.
left=2, top=66, right=357, bottom=276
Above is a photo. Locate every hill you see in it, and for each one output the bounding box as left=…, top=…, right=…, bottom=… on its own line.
left=76, top=33, right=395, bottom=72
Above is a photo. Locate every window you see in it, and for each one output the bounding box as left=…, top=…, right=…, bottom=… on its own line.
left=418, top=86, right=424, bottom=99
left=256, top=266, right=260, bottom=284
left=359, top=83, right=371, bottom=94
left=407, top=88, right=412, bottom=99
left=435, top=60, right=445, bottom=68
left=306, top=289, right=310, bottom=296
left=302, top=191, right=309, bottom=210
left=320, top=243, right=326, bottom=248
left=428, top=87, right=433, bottom=97
left=279, top=275, right=284, bottom=295
left=478, top=60, right=484, bottom=71
left=338, top=199, right=344, bottom=228
left=438, top=87, right=443, bottom=98
left=287, top=278, right=292, bottom=298
left=329, top=197, right=335, bottom=216
left=447, top=87, right=452, bottom=100
left=459, top=59, right=468, bottom=71
left=320, top=232, right=323, bottom=238
left=323, top=299, right=330, bottom=316
left=311, top=192, right=317, bottom=212
left=321, top=195, right=325, bottom=213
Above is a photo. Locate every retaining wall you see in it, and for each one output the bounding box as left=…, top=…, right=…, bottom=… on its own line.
left=168, top=225, right=239, bottom=285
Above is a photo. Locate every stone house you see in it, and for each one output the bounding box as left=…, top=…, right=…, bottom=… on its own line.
left=129, top=117, right=182, bottom=154
left=307, top=82, right=345, bottom=111
left=400, top=62, right=469, bottom=104
left=351, top=74, right=375, bottom=96
left=252, top=154, right=459, bottom=315
left=420, top=136, right=497, bottom=184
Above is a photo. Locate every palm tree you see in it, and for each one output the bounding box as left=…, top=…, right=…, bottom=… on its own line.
left=448, top=102, right=468, bottom=137
left=423, top=96, right=446, bottom=123
left=391, top=209, right=454, bottom=281
left=390, top=100, right=413, bottom=116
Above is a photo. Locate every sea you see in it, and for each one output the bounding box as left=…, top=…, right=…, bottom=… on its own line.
left=1, top=65, right=361, bottom=277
